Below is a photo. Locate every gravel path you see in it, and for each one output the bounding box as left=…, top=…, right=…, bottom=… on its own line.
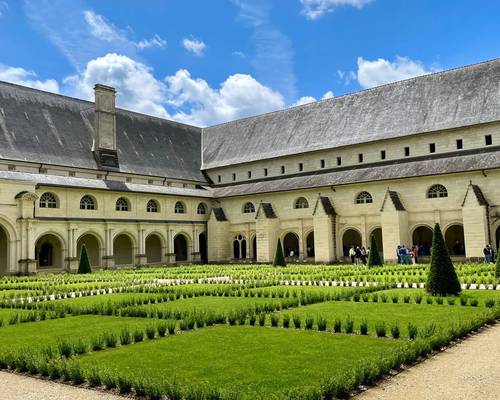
left=0, top=371, right=124, bottom=400
left=357, top=324, right=500, bottom=400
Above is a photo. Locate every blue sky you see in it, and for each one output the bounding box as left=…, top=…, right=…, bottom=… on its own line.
left=1, top=0, right=500, bottom=126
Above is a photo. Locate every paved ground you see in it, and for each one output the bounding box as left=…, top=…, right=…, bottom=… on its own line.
left=0, top=371, right=123, bottom=400
left=1, top=325, right=498, bottom=399
left=357, top=324, right=500, bottom=400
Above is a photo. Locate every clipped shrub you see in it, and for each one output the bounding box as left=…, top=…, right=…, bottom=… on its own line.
left=447, top=298, right=456, bottom=306
left=436, top=297, right=444, bottom=305
left=371, top=293, right=379, bottom=303
left=157, top=323, right=167, bottom=337
left=391, top=294, right=399, bottom=303
left=485, top=299, right=496, bottom=308
left=270, top=314, right=279, bottom=327
left=258, top=313, right=266, bottom=327
left=77, top=244, right=92, bottom=274
left=375, top=322, right=386, bottom=337
left=146, top=326, right=156, bottom=340
left=333, top=318, right=342, bottom=333
left=426, top=223, right=461, bottom=295
left=273, top=238, right=287, bottom=267
left=103, top=332, right=118, bottom=348
left=352, top=294, right=360, bottom=302
left=360, top=319, right=368, bottom=335
left=345, top=316, right=354, bottom=334
left=117, top=376, right=133, bottom=394
left=470, top=299, right=479, bottom=307
left=120, top=327, right=132, bottom=345
left=380, top=294, right=387, bottom=303
left=459, top=296, right=468, bottom=306
left=426, top=296, right=433, bottom=305
left=367, top=234, right=383, bottom=266
left=391, top=323, right=400, bottom=339
left=167, top=321, right=176, bottom=335
left=305, top=315, right=314, bottom=330
left=317, top=316, right=327, bottom=331
left=293, top=315, right=301, bottom=329
left=86, top=367, right=102, bottom=387
left=282, top=314, right=290, bottom=328
left=403, top=295, right=410, bottom=304
left=249, top=314, right=256, bottom=326
left=407, top=323, right=418, bottom=340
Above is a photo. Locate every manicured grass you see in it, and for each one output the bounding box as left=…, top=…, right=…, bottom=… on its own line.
left=0, top=315, right=156, bottom=352
left=376, top=288, right=500, bottom=306
left=280, top=301, right=486, bottom=337
left=79, top=325, right=400, bottom=398
left=46, top=292, right=162, bottom=307
left=250, top=284, right=358, bottom=296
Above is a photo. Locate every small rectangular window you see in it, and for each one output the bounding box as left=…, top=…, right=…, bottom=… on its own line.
left=380, top=150, right=386, bottom=160
left=429, top=143, right=436, bottom=153
left=264, top=168, right=268, bottom=177
left=217, top=175, right=221, bottom=183
left=148, top=179, right=154, bottom=185
left=404, top=147, right=410, bottom=157
left=320, top=159, right=325, bottom=168
left=232, top=173, right=236, bottom=181
left=358, top=153, right=363, bottom=163
left=247, top=171, right=252, bottom=179
left=281, top=166, right=285, bottom=174
left=337, top=157, right=342, bottom=166
left=8, top=165, right=15, bottom=171
left=456, top=139, right=463, bottom=149
left=298, top=163, right=303, bottom=172
left=68, top=171, right=75, bottom=177
left=485, top=134, right=493, bottom=146
left=40, top=168, right=47, bottom=174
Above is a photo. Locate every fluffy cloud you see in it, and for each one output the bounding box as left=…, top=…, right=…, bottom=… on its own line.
left=356, top=56, right=436, bottom=89
left=0, top=65, right=59, bottom=92
left=300, top=0, right=374, bottom=20
left=165, top=69, right=284, bottom=126
left=292, top=90, right=334, bottom=106
left=136, top=34, right=167, bottom=50
left=66, top=53, right=169, bottom=118
left=181, top=37, right=206, bottom=56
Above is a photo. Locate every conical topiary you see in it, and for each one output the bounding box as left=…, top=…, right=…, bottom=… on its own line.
left=426, top=223, right=461, bottom=295
left=78, top=245, right=92, bottom=274
left=495, top=249, right=500, bottom=279
left=367, top=234, right=383, bottom=266
left=273, top=238, right=287, bottom=267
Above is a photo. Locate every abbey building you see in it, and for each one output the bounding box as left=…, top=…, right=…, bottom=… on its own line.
left=0, top=59, right=500, bottom=273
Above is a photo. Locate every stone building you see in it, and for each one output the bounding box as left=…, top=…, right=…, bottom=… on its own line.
left=1, top=59, right=500, bottom=273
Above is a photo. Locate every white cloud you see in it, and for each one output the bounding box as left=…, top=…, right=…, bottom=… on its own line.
left=83, top=10, right=124, bottom=42
left=181, top=37, right=206, bottom=56
left=0, top=65, right=59, bottom=93
left=165, top=69, right=284, bottom=126
left=232, top=51, right=246, bottom=58
left=66, top=53, right=168, bottom=118
left=291, top=90, right=334, bottom=106
left=136, top=34, right=167, bottom=50
left=356, top=56, right=437, bottom=89
left=322, top=90, right=334, bottom=99
left=300, top=0, right=374, bottom=20
left=0, top=1, right=8, bottom=17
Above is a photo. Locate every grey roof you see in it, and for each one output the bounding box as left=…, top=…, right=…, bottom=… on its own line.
left=0, top=81, right=205, bottom=182
left=462, top=184, right=488, bottom=207
left=212, top=207, right=228, bottom=221
left=256, top=202, right=277, bottom=219
left=313, top=196, right=336, bottom=216
left=202, top=58, right=500, bottom=169
left=0, top=170, right=212, bottom=198
left=211, top=151, right=500, bottom=198
left=381, top=190, right=406, bottom=211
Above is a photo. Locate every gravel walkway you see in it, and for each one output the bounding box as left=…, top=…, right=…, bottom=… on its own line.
left=357, top=324, right=500, bottom=400
left=0, top=371, right=124, bottom=400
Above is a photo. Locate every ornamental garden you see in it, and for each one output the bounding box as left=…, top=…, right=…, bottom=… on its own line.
left=0, top=225, right=499, bottom=399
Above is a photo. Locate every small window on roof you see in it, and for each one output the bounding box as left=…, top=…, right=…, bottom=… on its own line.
left=320, top=159, right=325, bottom=168
left=380, top=150, right=386, bottom=160
left=456, top=139, right=463, bottom=149
left=336, top=157, right=342, bottom=166
left=485, top=135, right=493, bottom=146
left=358, top=154, right=363, bottom=163
left=404, top=147, right=410, bottom=157
left=429, top=143, right=436, bottom=153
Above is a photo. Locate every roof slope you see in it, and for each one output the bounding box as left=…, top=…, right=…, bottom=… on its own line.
left=202, top=58, right=500, bottom=169
left=0, top=81, right=205, bottom=182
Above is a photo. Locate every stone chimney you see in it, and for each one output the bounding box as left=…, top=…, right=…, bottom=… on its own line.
left=93, top=84, right=120, bottom=170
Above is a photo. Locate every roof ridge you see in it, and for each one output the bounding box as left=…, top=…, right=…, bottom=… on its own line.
left=203, top=57, right=500, bottom=131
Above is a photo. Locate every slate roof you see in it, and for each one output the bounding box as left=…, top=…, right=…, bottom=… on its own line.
left=462, top=184, right=488, bottom=207
left=211, top=150, right=500, bottom=198
left=0, top=170, right=212, bottom=198
left=0, top=81, right=205, bottom=182
left=381, top=190, right=406, bottom=211
left=202, top=58, right=500, bottom=169
left=314, top=196, right=336, bottom=216
left=212, top=207, right=228, bottom=221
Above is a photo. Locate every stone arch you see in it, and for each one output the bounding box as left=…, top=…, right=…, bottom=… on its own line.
left=77, top=232, right=103, bottom=268
left=305, top=231, right=315, bottom=257
left=199, top=232, right=208, bottom=263
left=35, top=233, right=65, bottom=270
left=283, top=232, right=299, bottom=257
left=0, top=225, right=9, bottom=274
left=145, top=233, right=164, bottom=264
left=412, top=225, right=433, bottom=256
left=369, top=227, right=384, bottom=253
left=342, top=228, right=362, bottom=257
left=174, top=233, right=189, bottom=262
left=232, top=234, right=247, bottom=259
left=444, top=224, right=465, bottom=255
left=250, top=233, right=257, bottom=259
left=113, top=232, right=135, bottom=266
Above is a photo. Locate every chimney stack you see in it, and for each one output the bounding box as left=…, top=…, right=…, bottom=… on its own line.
left=93, top=84, right=119, bottom=170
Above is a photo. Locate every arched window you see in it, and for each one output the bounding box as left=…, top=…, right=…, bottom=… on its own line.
left=39, top=192, right=58, bottom=208
left=294, top=197, right=309, bottom=209
left=356, top=191, right=373, bottom=204
left=115, top=197, right=129, bottom=211
left=147, top=199, right=159, bottom=213
left=174, top=201, right=185, bottom=214
left=427, top=184, right=448, bottom=198
left=80, top=195, right=96, bottom=210
left=197, top=203, right=207, bottom=215
left=243, top=202, right=255, bottom=213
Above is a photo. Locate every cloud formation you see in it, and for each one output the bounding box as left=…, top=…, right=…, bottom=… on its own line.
left=0, top=65, right=60, bottom=92
left=300, top=0, right=374, bottom=20
left=181, top=37, right=206, bottom=56
left=292, top=90, right=334, bottom=106
left=356, top=56, right=437, bottom=88
left=0, top=1, right=8, bottom=17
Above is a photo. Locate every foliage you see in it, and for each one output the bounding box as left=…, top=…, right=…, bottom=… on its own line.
left=367, top=234, right=383, bottom=266
left=273, top=239, right=287, bottom=267
left=77, top=245, right=92, bottom=274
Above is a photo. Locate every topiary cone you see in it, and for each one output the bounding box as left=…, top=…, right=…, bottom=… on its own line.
left=273, top=238, right=287, bottom=267
left=426, top=223, right=461, bottom=295
left=78, top=244, right=92, bottom=274
left=367, top=234, right=383, bottom=266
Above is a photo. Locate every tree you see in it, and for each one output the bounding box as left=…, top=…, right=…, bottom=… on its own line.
left=367, top=235, right=383, bottom=266
left=273, top=238, right=287, bottom=267
left=78, top=245, right=92, bottom=274
left=495, top=250, right=500, bottom=279
left=426, top=223, right=461, bottom=295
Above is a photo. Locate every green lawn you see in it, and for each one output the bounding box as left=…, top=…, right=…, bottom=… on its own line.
left=279, top=301, right=486, bottom=337
left=0, top=315, right=156, bottom=352
left=78, top=325, right=400, bottom=398
left=45, top=292, right=162, bottom=308
left=375, top=288, right=500, bottom=306
left=250, top=284, right=358, bottom=296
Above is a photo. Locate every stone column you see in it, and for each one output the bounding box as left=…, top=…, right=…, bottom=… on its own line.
left=135, top=225, right=148, bottom=266
left=207, top=219, right=230, bottom=262
left=165, top=227, right=176, bottom=264
left=65, top=225, right=79, bottom=272
left=381, top=211, right=410, bottom=263
left=255, top=218, right=280, bottom=263
left=102, top=226, right=115, bottom=268
left=462, top=184, right=490, bottom=260
left=191, top=226, right=201, bottom=262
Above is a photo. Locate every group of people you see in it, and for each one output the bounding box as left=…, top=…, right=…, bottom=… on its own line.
left=348, top=246, right=370, bottom=264
left=396, top=245, right=420, bottom=265
left=483, top=244, right=496, bottom=263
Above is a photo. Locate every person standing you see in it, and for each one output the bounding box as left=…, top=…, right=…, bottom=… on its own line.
left=361, top=247, right=367, bottom=264
left=355, top=246, right=362, bottom=265
left=349, top=246, right=356, bottom=264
